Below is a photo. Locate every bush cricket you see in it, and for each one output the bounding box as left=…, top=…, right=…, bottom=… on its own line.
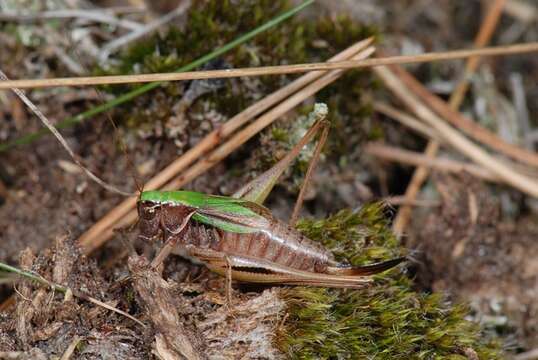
left=137, top=104, right=405, bottom=288
left=8, top=75, right=405, bottom=290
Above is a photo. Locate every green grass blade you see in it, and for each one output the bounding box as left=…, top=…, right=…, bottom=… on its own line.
left=0, top=261, right=67, bottom=293
left=0, top=0, right=314, bottom=153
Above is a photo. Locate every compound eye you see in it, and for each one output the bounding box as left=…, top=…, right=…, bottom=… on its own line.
left=138, top=202, right=159, bottom=220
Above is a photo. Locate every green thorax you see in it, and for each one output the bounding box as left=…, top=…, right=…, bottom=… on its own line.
left=140, top=190, right=232, bottom=207
left=139, top=190, right=269, bottom=233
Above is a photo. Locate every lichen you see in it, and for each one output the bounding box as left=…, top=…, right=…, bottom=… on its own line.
left=277, top=205, right=501, bottom=359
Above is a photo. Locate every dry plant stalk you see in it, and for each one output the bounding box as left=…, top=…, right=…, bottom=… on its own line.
left=77, top=41, right=375, bottom=253
left=391, top=0, right=507, bottom=236
left=1, top=42, right=537, bottom=89
left=374, top=65, right=538, bottom=197
left=0, top=70, right=133, bottom=197
left=374, top=102, right=442, bottom=141
left=374, top=102, right=538, bottom=179
left=365, top=143, right=499, bottom=182
left=389, top=65, right=538, bottom=168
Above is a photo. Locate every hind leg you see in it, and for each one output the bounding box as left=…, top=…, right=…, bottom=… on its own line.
left=224, top=255, right=234, bottom=310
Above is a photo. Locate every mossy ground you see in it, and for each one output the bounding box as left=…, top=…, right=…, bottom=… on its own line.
left=279, top=205, right=501, bottom=359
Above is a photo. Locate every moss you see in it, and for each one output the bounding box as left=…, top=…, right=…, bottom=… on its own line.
left=97, top=0, right=380, bottom=159
left=277, top=205, right=501, bottom=359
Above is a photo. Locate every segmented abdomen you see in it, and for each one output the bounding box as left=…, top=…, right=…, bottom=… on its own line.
left=183, top=215, right=336, bottom=272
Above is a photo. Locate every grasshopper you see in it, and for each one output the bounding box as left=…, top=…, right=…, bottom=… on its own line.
left=137, top=104, right=405, bottom=288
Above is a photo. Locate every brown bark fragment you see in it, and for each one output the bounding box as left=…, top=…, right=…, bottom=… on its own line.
left=128, top=255, right=207, bottom=360
left=52, top=235, right=75, bottom=285
left=14, top=248, right=35, bottom=348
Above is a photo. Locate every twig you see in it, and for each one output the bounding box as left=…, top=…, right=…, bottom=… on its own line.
left=0, top=9, right=143, bottom=30
left=391, top=0, right=507, bottom=236
left=77, top=44, right=375, bottom=254
left=374, top=101, right=441, bottom=141
left=60, top=336, right=82, bottom=360
left=98, top=1, right=191, bottom=61
left=515, top=348, right=538, bottom=360
left=365, top=143, right=499, bottom=182
left=504, top=0, right=537, bottom=23
left=0, top=0, right=314, bottom=153
left=375, top=65, right=538, bottom=197
left=0, top=261, right=144, bottom=327
left=390, top=65, right=538, bottom=168
left=1, top=42, right=538, bottom=89
left=383, top=195, right=440, bottom=207
left=0, top=69, right=133, bottom=197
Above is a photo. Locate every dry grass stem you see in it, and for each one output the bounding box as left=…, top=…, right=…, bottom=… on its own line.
left=391, top=0, right=507, bottom=236
left=77, top=41, right=374, bottom=253
left=375, top=65, right=538, bottom=197
left=1, top=42, right=537, bottom=89
left=0, top=69, right=133, bottom=197
left=365, top=143, right=499, bottom=182
left=374, top=102, right=442, bottom=141
left=390, top=65, right=538, bottom=168
left=383, top=196, right=440, bottom=207
left=0, top=9, right=143, bottom=30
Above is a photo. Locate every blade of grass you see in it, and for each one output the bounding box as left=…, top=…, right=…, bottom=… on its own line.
left=0, top=0, right=314, bottom=153
left=0, top=261, right=66, bottom=293
left=0, top=260, right=144, bottom=326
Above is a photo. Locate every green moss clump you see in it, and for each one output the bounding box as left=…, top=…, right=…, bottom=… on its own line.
left=97, top=0, right=380, bottom=156
left=278, top=205, right=501, bottom=359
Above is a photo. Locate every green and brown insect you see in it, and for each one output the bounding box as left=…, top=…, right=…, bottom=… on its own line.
left=136, top=104, right=405, bottom=288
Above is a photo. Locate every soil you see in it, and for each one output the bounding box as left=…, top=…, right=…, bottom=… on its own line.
left=408, top=173, right=538, bottom=351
